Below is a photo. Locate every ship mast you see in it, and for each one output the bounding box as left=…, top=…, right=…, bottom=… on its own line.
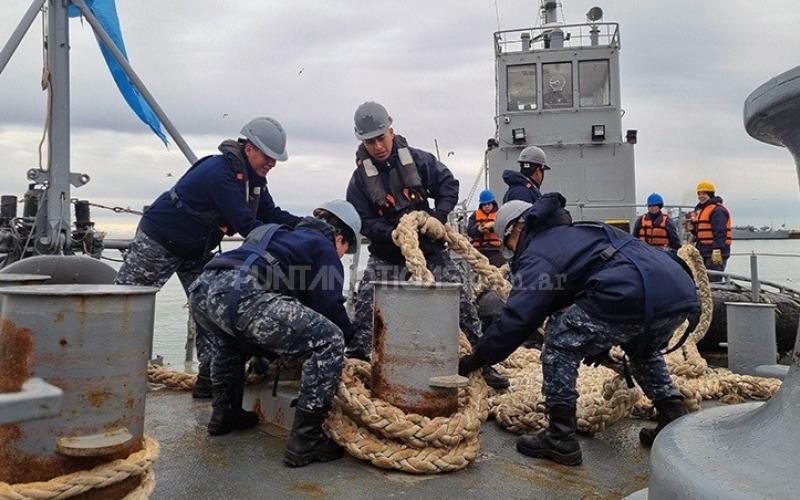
left=0, top=0, right=197, bottom=256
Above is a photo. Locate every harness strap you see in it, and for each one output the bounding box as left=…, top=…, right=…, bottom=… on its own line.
left=227, top=224, right=283, bottom=335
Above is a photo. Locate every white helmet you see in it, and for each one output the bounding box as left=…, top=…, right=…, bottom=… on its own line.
left=354, top=101, right=393, bottom=140
left=517, top=146, right=549, bottom=170
left=495, top=200, right=533, bottom=259
left=240, top=117, right=288, bottom=161
left=313, top=200, right=362, bottom=254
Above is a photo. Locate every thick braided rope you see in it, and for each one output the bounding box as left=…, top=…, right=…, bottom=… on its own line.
left=0, top=436, right=159, bottom=500
left=147, top=364, right=197, bottom=391
left=324, top=212, right=495, bottom=474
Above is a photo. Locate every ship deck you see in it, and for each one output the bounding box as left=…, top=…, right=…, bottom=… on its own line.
left=145, top=389, right=653, bottom=499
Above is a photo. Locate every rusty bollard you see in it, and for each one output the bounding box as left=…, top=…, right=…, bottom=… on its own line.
left=371, top=281, right=468, bottom=417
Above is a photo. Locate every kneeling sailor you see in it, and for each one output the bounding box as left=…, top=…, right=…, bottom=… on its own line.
left=459, top=194, right=699, bottom=466
left=188, top=200, right=360, bottom=467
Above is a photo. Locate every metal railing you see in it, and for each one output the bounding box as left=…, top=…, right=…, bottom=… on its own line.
left=494, top=22, right=620, bottom=54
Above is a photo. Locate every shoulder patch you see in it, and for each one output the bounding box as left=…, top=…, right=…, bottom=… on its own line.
left=235, top=172, right=245, bottom=181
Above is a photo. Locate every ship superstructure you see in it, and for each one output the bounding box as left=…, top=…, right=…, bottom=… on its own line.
left=487, top=1, right=636, bottom=226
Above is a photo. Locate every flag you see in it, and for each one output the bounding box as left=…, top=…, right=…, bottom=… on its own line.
left=69, top=0, right=168, bottom=145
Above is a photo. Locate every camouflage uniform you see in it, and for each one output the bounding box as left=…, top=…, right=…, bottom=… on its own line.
left=540, top=304, right=685, bottom=407
left=347, top=252, right=482, bottom=359
left=189, top=269, right=345, bottom=412
left=115, top=229, right=213, bottom=365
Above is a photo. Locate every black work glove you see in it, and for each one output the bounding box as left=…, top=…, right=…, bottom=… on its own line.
left=432, top=209, right=449, bottom=224
left=458, top=352, right=486, bottom=376
left=582, top=348, right=613, bottom=368
left=418, top=235, right=444, bottom=255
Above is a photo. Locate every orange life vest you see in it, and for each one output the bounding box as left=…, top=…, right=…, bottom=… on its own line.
left=694, top=202, right=732, bottom=246
left=638, top=213, right=670, bottom=247
left=472, top=210, right=501, bottom=248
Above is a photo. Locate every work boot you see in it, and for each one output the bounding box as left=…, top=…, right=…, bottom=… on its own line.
left=516, top=405, right=582, bottom=466
left=192, top=364, right=213, bottom=399
left=283, top=407, right=344, bottom=467
left=207, top=364, right=259, bottom=436
left=207, top=407, right=260, bottom=436
left=639, top=396, right=687, bottom=447
left=483, top=365, right=510, bottom=390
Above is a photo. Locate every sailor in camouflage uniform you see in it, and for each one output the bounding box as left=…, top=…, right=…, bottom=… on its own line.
left=345, top=101, right=509, bottom=389
left=459, top=194, right=700, bottom=466
left=189, top=200, right=359, bottom=468
left=115, top=117, right=300, bottom=398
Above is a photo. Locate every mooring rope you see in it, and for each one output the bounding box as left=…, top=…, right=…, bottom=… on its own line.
left=0, top=437, right=159, bottom=500
left=145, top=210, right=782, bottom=473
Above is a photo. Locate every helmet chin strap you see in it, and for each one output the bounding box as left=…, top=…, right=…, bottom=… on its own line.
left=520, top=164, right=542, bottom=186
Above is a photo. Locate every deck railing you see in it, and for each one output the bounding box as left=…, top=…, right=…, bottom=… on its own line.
left=494, top=22, right=620, bottom=54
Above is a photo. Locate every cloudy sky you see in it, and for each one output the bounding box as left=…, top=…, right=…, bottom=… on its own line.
left=1, top=0, right=800, bottom=237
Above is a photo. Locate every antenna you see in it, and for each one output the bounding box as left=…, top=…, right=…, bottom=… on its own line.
left=586, top=6, right=604, bottom=22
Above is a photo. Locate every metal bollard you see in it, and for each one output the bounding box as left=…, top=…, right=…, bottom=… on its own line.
left=724, top=302, right=777, bottom=376
left=0, top=284, right=157, bottom=484
left=371, top=281, right=468, bottom=417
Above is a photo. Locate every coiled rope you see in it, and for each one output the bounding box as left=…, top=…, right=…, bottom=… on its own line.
left=323, top=211, right=498, bottom=474
left=0, top=436, right=159, bottom=500
left=145, top=210, right=782, bottom=472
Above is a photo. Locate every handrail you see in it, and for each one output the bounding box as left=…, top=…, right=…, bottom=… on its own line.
left=707, top=270, right=800, bottom=298
left=494, top=22, right=620, bottom=54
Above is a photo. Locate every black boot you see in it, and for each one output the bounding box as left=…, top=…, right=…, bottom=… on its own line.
left=516, top=405, right=582, bottom=466
left=283, top=407, right=344, bottom=467
left=192, top=363, right=213, bottom=399
left=639, top=396, right=687, bottom=447
left=482, top=365, right=510, bottom=390
left=207, top=361, right=259, bottom=436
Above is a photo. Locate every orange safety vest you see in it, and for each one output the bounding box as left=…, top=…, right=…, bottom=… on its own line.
left=472, top=210, right=501, bottom=248
left=638, top=213, right=670, bottom=247
left=694, top=203, right=732, bottom=246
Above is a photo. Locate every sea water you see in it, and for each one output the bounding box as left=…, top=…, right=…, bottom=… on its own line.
left=128, top=239, right=800, bottom=368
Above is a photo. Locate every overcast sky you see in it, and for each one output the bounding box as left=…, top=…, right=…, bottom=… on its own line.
left=2, top=0, right=800, bottom=237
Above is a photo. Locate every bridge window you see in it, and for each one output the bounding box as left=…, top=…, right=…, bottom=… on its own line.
left=507, top=64, right=537, bottom=111
left=542, top=62, right=573, bottom=109
left=579, top=60, right=610, bottom=107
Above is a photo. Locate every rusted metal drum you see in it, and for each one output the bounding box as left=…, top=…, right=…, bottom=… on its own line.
left=371, top=281, right=465, bottom=417
left=0, top=284, right=157, bottom=484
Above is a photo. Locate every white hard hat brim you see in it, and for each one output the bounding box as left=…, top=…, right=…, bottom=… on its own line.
left=355, top=127, right=389, bottom=141
left=251, top=137, right=288, bottom=162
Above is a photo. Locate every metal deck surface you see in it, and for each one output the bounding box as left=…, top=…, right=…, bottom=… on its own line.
left=145, top=389, right=651, bottom=499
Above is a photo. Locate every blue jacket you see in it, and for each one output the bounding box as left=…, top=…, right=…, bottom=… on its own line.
left=631, top=212, right=681, bottom=251
left=206, top=219, right=353, bottom=342
left=346, top=141, right=459, bottom=264
left=693, top=196, right=731, bottom=257
left=502, top=170, right=542, bottom=204
left=140, top=140, right=300, bottom=259
left=475, top=194, right=699, bottom=365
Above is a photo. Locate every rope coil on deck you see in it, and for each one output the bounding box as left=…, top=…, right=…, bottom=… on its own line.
left=324, top=211, right=497, bottom=474
left=0, top=436, right=159, bottom=500
left=143, top=210, right=783, bottom=473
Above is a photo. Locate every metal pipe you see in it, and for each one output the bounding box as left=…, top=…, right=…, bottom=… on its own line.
left=0, top=0, right=46, bottom=76
left=706, top=270, right=800, bottom=296
left=70, top=0, right=198, bottom=165
left=750, top=252, right=761, bottom=302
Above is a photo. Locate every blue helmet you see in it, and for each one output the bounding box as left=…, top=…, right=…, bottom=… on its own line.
left=646, top=193, right=664, bottom=207
left=478, top=189, right=496, bottom=205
